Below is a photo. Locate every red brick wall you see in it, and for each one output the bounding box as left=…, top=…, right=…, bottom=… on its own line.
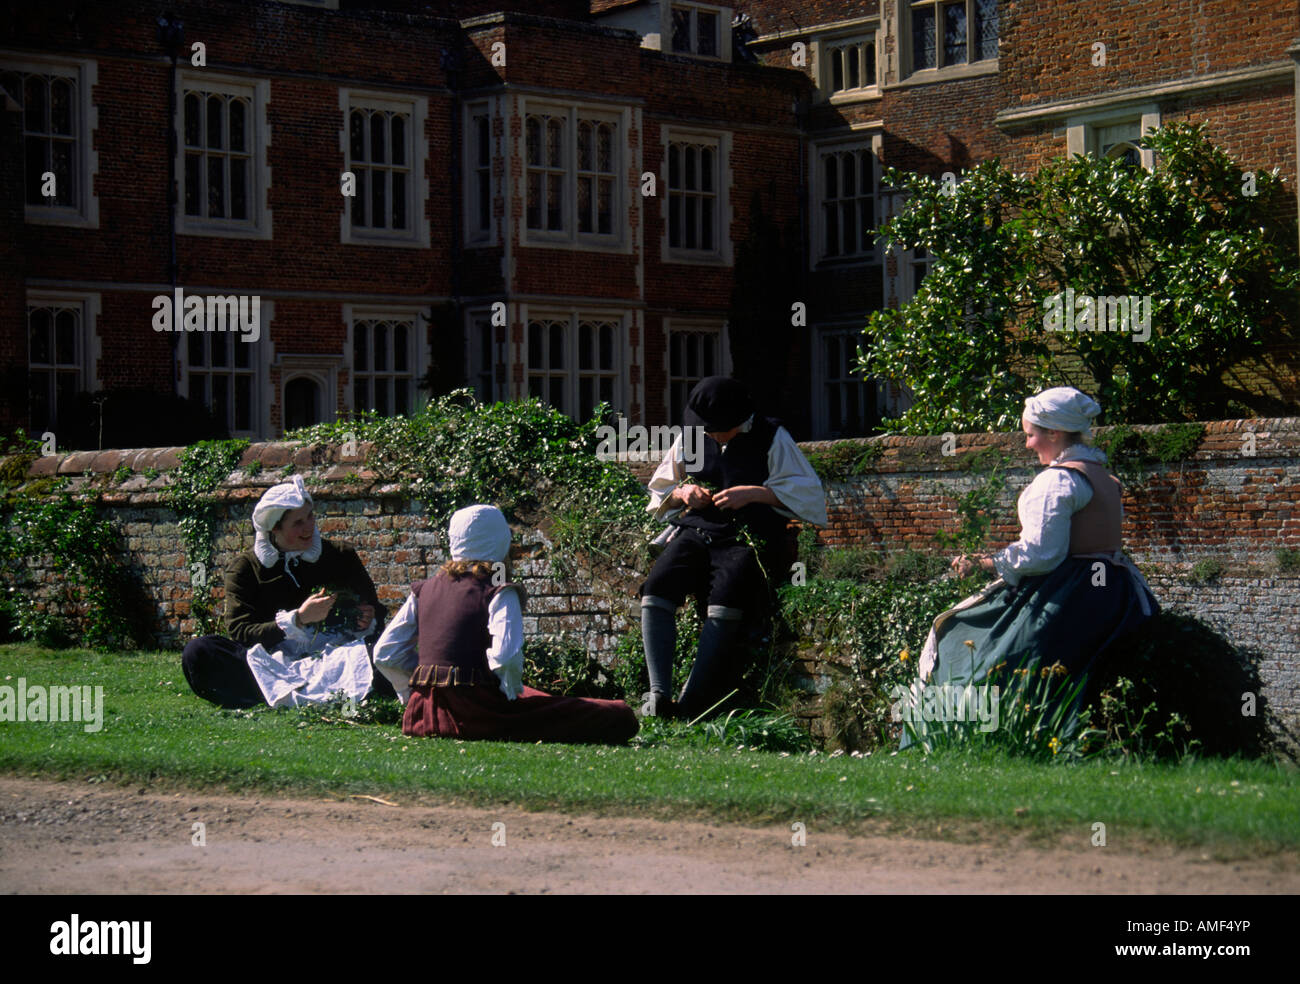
left=999, top=0, right=1297, bottom=107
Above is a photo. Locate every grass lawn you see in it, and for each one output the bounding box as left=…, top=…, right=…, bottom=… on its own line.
left=1, top=644, right=1296, bottom=856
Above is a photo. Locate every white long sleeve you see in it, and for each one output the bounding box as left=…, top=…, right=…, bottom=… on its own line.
left=487, top=586, right=524, bottom=700
left=992, top=455, right=1098, bottom=587
left=372, top=592, right=418, bottom=703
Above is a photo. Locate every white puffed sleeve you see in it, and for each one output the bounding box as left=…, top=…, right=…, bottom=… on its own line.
left=992, top=469, right=1093, bottom=586
left=646, top=435, right=688, bottom=521
left=766, top=428, right=829, bottom=527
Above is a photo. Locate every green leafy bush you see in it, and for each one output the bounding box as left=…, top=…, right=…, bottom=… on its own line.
left=0, top=490, right=148, bottom=649
left=805, top=441, right=882, bottom=481
left=863, top=122, right=1300, bottom=434
left=289, top=392, right=654, bottom=578
left=522, top=635, right=621, bottom=699
left=1188, top=558, right=1226, bottom=584
left=779, top=573, right=981, bottom=751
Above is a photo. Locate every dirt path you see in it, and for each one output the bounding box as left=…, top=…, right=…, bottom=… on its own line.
left=0, top=776, right=1295, bottom=894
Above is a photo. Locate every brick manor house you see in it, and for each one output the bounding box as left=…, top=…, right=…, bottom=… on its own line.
left=3, top=0, right=1298, bottom=447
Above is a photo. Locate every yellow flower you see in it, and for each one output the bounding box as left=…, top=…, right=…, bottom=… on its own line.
left=899, top=648, right=910, bottom=663
left=963, top=639, right=976, bottom=649
left=1048, top=737, right=1061, bottom=755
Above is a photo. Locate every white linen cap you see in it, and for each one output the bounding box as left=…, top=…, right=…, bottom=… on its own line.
left=252, top=475, right=312, bottom=532
left=448, top=504, right=512, bottom=563
left=1023, top=387, right=1102, bottom=437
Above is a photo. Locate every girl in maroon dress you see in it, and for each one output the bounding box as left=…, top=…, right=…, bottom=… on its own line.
left=374, top=504, right=637, bottom=744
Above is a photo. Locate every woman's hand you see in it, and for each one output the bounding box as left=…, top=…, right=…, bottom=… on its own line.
left=354, top=603, right=375, bottom=632
left=296, top=590, right=336, bottom=626
left=675, top=484, right=715, bottom=510
left=713, top=485, right=778, bottom=510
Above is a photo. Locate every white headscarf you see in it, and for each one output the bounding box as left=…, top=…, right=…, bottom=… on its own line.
left=252, top=475, right=322, bottom=573
left=1023, top=386, right=1102, bottom=437
left=448, top=505, right=512, bottom=563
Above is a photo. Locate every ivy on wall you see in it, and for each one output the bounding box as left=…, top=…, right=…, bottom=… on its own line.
left=162, top=439, right=250, bottom=635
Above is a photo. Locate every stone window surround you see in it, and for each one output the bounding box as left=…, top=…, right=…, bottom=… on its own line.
left=662, top=317, right=731, bottom=425
left=517, top=98, right=630, bottom=251
left=342, top=304, right=430, bottom=416
left=464, top=97, right=499, bottom=246
left=1066, top=105, right=1161, bottom=170
left=892, top=0, right=999, bottom=86
left=816, top=25, right=882, bottom=106
left=176, top=298, right=275, bottom=440
left=176, top=70, right=273, bottom=240
left=517, top=305, right=629, bottom=419
left=812, top=320, right=874, bottom=439
left=25, top=289, right=102, bottom=433
left=338, top=88, right=431, bottom=249
left=810, top=130, right=884, bottom=267
left=1, top=52, right=100, bottom=229
left=664, top=2, right=733, bottom=63
left=660, top=126, right=733, bottom=266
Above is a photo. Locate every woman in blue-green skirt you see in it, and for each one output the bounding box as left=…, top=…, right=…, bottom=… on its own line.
left=908, top=387, right=1158, bottom=743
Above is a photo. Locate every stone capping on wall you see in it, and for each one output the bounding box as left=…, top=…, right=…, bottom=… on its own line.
left=797, top=416, right=1300, bottom=474
left=19, top=416, right=1300, bottom=502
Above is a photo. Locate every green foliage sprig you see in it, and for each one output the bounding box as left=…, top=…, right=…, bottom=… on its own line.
left=1093, top=422, right=1205, bottom=487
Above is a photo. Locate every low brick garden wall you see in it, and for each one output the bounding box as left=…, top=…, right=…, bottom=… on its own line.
left=14, top=416, right=1300, bottom=732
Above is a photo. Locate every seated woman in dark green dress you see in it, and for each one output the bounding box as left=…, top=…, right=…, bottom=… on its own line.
left=181, top=475, right=388, bottom=708
left=907, top=387, right=1158, bottom=743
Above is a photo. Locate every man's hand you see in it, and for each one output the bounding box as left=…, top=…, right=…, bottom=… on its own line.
left=675, top=484, right=715, bottom=510
left=354, top=603, right=375, bottom=632
left=713, top=485, right=777, bottom=510
left=296, top=590, right=336, bottom=626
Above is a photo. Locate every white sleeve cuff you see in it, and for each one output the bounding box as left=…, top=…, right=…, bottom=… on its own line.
left=275, top=608, right=313, bottom=644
